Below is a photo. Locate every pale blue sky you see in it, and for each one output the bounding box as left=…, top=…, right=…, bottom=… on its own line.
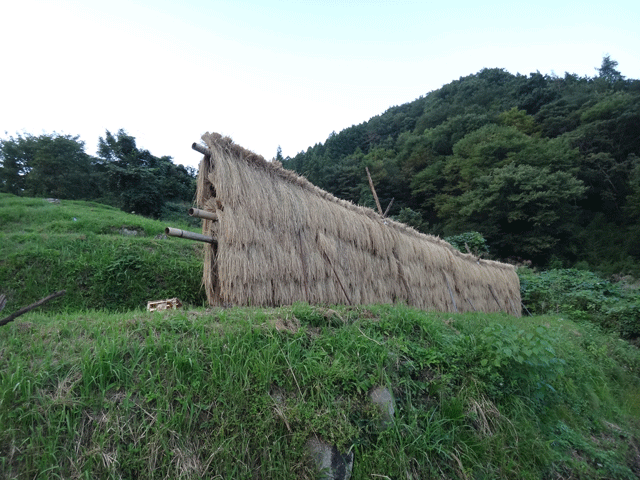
left=1, top=0, right=638, bottom=169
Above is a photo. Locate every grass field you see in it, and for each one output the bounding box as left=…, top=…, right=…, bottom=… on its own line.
left=0, top=193, right=207, bottom=314
left=1, top=305, right=640, bottom=479
left=1, top=194, right=639, bottom=479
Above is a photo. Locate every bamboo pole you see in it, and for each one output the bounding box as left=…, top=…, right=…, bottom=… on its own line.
left=165, top=227, right=217, bottom=244
left=0, top=290, right=66, bottom=327
left=192, top=142, right=211, bottom=156
left=188, top=208, right=218, bottom=221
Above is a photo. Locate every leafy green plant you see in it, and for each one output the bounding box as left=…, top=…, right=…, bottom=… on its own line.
left=444, top=231, right=489, bottom=256
left=518, top=268, right=640, bottom=339
left=476, top=323, right=565, bottom=402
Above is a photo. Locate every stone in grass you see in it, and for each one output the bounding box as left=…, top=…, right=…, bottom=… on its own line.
left=369, top=386, right=395, bottom=429
left=306, top=435, right=354, bottom=480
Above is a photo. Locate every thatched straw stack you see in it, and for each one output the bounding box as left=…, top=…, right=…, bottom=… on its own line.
left=195, top=132, right=521, bottom=316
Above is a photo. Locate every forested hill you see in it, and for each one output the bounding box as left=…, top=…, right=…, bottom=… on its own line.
left=282, top=57, right=640, bottom=274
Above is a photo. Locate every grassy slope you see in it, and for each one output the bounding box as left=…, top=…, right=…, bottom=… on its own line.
left=0, top=193, right=207, bottom=314
left=1, top=194, right=640, bottom=479
left=1, top=305, right=639, bottom=479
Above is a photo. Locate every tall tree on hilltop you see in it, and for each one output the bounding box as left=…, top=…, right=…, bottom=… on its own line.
left=597, top=55, right=624, bottom=84
left=0, top=135, right=35, bottom=194
left=0, top=133, right=93, bottom=199
left=96, top=129, right=196, bottom=217
left=275, top=145, right=284, bottom=163
left=97, top=129, right=164, bottom=217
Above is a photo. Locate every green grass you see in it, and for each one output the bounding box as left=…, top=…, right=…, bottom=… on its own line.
left=1, top=305, right=639, bottom=479
left=2, top=193, right=640, bottom=478
left=0, top=193, right=207, bottom=314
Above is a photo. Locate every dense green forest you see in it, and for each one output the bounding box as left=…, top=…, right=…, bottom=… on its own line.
left=282, top=57, right=640, bottom=275
left=0, top=129, right=196, bottom=219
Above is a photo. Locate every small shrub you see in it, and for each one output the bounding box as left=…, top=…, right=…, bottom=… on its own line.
left=605, top=302, right=640, bottom=339
left=519, top=267, right=640, bottom=339
left=444, top=231, right=489, bottom=256
left=476, top=323, right=565, bottom=403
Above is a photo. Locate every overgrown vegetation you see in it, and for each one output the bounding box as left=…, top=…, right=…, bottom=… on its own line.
left=1, top=305, right=639, bottom=479
left=519, top=267, right=640, bottom=341
left=0, top=194, right=207, bottom=314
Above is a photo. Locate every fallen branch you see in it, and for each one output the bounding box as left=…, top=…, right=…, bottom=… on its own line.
left=0, top=290, right=66, bottom=327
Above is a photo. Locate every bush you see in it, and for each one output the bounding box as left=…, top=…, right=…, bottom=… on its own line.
left=519, top=268, right=640, bottom=339
left=605, top=302, right=640, bottom=339
left=444, top=231, right=489, bottom=256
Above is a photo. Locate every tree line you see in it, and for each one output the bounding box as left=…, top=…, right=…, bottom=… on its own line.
left=0, top=129, right=196, bottom=218
left=281, top=57, right=640, bottom=274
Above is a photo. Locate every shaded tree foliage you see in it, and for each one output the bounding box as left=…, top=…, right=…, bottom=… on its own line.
left=282, top=57, right=640, bottom=273
left=1, top=133, right=94, bottom=199
left=0, top=129, right=195, bottom=218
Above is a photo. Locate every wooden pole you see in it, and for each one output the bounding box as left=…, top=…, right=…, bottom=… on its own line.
left=443, top=272, right=458, bottom=313
left=383, top=197, right=394, bottom=217
left=508, top=298, right=519, bottom=316
left=322, top=252, right=352, bottom=306
left=466, top=297, right=477, bottom=312
left=298, top=231, right=310, bottom=302
left=165, top=227, right=217, bottom=244
left=365, top=167, right=383, bottom=216
left=192, top=142, right=211, bottom=156
left=0, top=290, right=66, bottom=327
left=487, top=284, right=503, bottom=311
left=521, top=301, right=532, bottom=316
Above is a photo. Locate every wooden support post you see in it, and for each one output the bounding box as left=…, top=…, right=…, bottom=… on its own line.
left=508, top=298, right=518, bottom=316
left=466, top=297, right=477, bottom=312
left=323, top=252, right=352, bottom=306
left=443, top=272, right=458, bottom=313
left=365, top=166, right=383, bottom=216
left=383, top=197, right=394, bottom=217
left=487, top=284, right=502, bottom=311
left=298, top=231, right=310, bottom=302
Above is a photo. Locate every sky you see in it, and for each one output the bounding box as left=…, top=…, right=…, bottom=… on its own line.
left=1, top=0, right=638, bottom=169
